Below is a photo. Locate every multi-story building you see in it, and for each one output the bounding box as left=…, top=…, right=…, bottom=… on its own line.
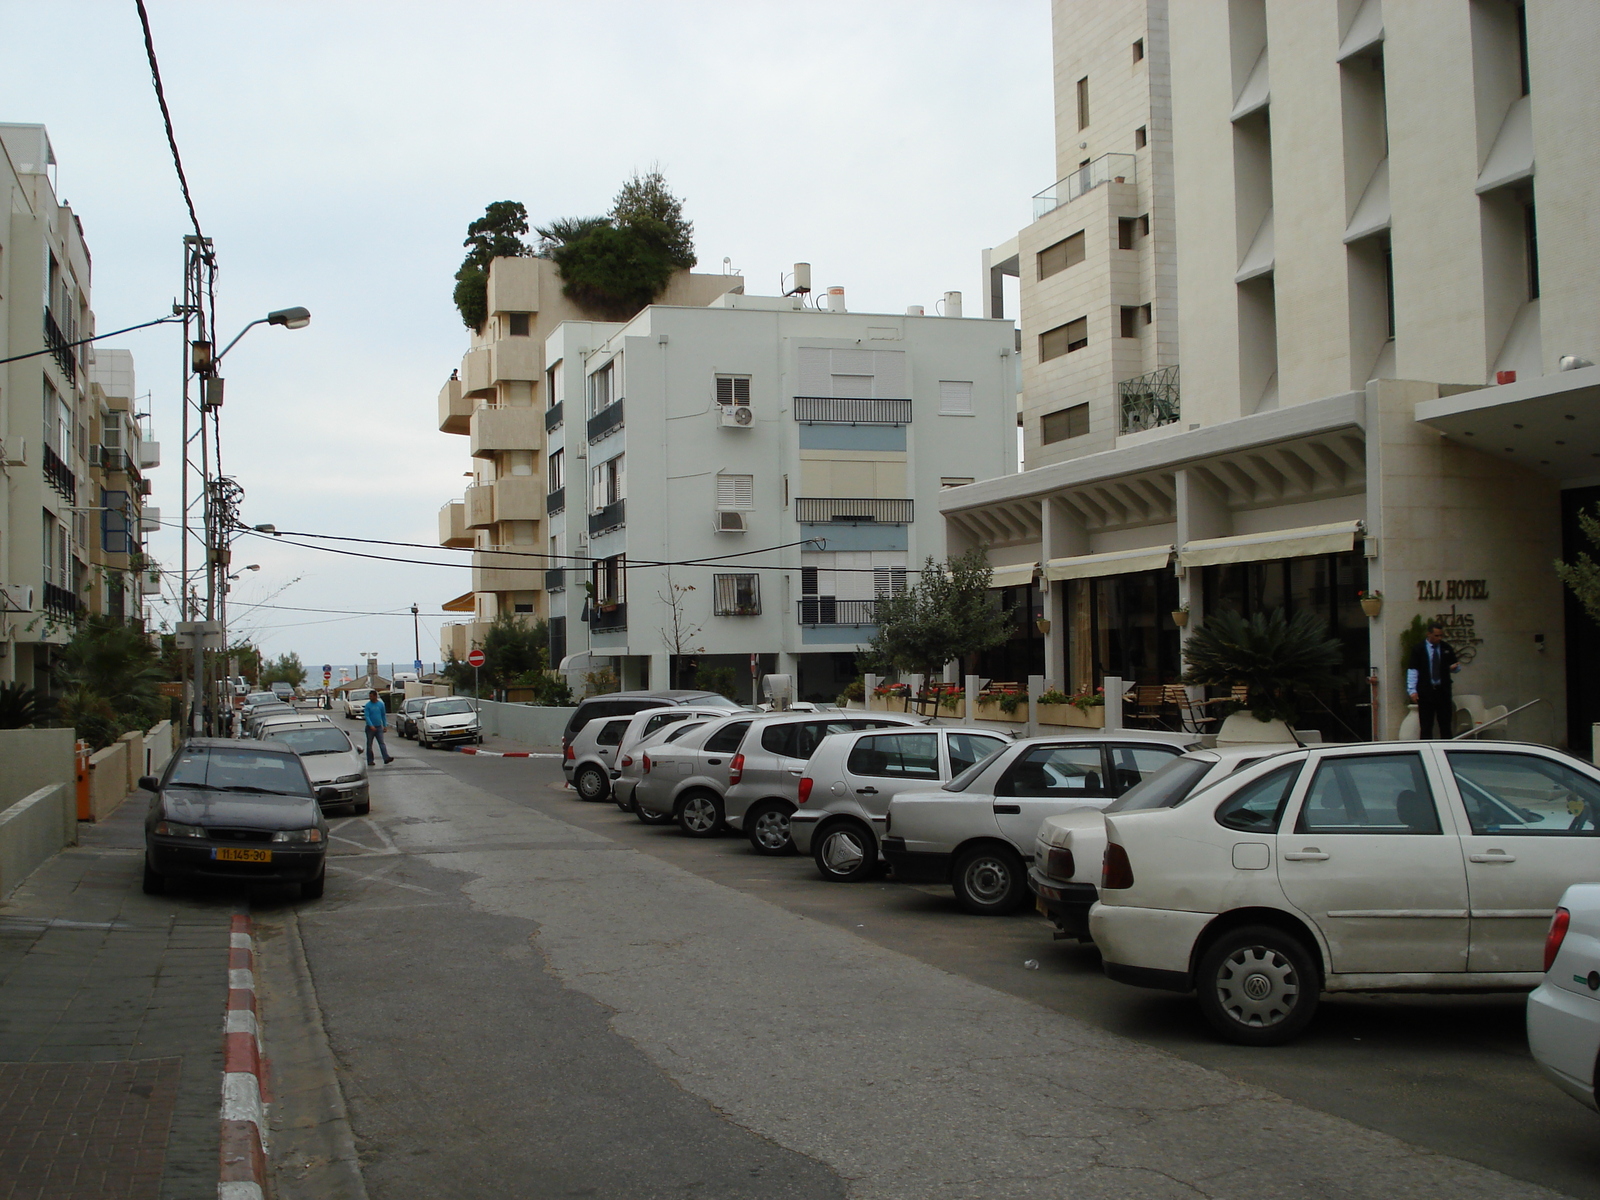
left=542, top=290, right=1016, bottom=702
left=946, top=0, right=1599, bottom=747
left=84, top=350, right=159, bottom=625
left=435, top=256, right=740, bottom=660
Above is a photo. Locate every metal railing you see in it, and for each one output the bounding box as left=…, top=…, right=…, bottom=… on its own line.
left=591, top=602, right=627, bottom=632
left=43, top=581, right=80, bottom=620
left=546, top=486, right=565, bottom=515
left=587, top=399, right=624, bottom=442
left=794, top=497, right=914, bottom=524
left=589, top=499, right=625, bottom=536
left=42, top=442, right=76, bottom=503
left=44, top=309, right=76, bottom=383
left=545, top=402, right=563, bottom=432
left=1033, top=153, right=1138, bottom=220
left=799, top=598, right=879, bottom=626
left=548, top=616, right=567, bottom=665
left=545, top=568, right=565, bottom=591
left=1118, top=364, right=1180, bottom=434
left=793, top=397, right=913, bottom=425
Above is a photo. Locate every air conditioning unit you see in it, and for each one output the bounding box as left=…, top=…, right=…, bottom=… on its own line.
left=1, top=437, right=24, bottom=467
left=139, top=479, right=153, bottom=496
left=88, top=444, right=106, bottom=467
left=719, top=404, right=754, bottom=428
left=714, top=510, right=748, bottom=533
left=0, top=584, right=35, bottom=613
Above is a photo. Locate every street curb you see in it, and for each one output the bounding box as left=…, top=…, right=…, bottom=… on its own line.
left=219, top=914, right=268, bottom=1200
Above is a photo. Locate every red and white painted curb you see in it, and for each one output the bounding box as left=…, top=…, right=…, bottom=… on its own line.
left=447, top=746, right=560, bottom=758
left=219, top=914, right=268, bottom=1200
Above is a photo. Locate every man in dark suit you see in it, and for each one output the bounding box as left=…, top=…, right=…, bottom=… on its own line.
left=1407, top=622, right=1461, bottom=739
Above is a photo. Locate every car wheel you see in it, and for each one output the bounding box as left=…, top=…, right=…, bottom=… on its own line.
left=814, top=822, right=876, bottom=882
left=745, top=802, right=796, bottom=856
left=418, top=735, right=431, bottom=749
left=677, top=792, right=723, bottom=838
left=633, top=795, right=674, bottom=826
left=574, top=764, right=611, bottom=803
left=141, top=860, right=164, bottom=896
left=1195, top=925, right=1320, bottom=1046
left=301, top=863, right=327, bottom=900
left=952, top=844, right=1027, bottom=915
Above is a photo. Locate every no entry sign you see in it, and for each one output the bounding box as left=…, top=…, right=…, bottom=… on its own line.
left=466, top=649, right=486, bottom=668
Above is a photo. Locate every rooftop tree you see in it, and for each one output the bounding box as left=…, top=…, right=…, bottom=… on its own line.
left=452, top=201, right=534, bottom=332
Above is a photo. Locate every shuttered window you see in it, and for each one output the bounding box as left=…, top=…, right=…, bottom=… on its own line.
left=874, top=566, right=907, bottom=597
left=716, top=474, right=755, bottom=510
left=1037, top=232, right=1084, bottom=280
left=801, top=566, right=819, bottom=596
left=796, top=348, right=907, bottom=397
left=938, top=380, right=974, bottom=415
left=1042, top=404, right=1091, bottom=444
left=1040, top=317, right=1089, bottom=361
left=715, top=375, right=751, bottom=405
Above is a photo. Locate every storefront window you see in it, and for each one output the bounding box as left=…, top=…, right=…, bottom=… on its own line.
left=1064, top=569, right=1180, bottom=692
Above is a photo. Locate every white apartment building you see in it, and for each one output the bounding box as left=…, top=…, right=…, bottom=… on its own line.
left=542, top=291, right=1016, bottom=702
left=946, top=0, right=1600, bottom=748
left=435, top=256, right=739, bottom=657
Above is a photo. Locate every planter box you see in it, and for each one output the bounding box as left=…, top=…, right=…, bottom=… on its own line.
left=870, top=693, right=910, bottom=712
left=931, top=697, right=965, bottom=720
left=1036, top=703, right=1104, bottom=727
left=975, top=698, right=1025, bottom=722
left=505, top=687, right=537, bottom=703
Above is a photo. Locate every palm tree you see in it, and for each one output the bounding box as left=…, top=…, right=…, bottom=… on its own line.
left=53, top=618, right=167, bottom=747
left=1182, top=608, right=1345, bottom=726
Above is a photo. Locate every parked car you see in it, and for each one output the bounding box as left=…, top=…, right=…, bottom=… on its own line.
left=792, top=726, right=1011, bottom=882
left=241, top=692, right=280, bottom=717
left=579, top=705, right=737, bottom=805
left=140, top=738, right=329, bottom=899
left=341, top=688, right=374, bottom=720
left=1092, top=740, right=1600, bottom=1045
left=565, top=716, right=635, bottom=801
left=252, top=711, right=333, bottom=740
left=560, top=690, right=745, bottom=757
left=882, top=731, right=1199, bottom=915
left=261, top=723, right=370, bottom=815
left=1031, top=746, right=1282, bottom=941
left=620, top=720, right=716, bottom=824
left=416, top=696, right=482, bottom=748
left=395, top=696, right=429, bottom=740
left=1527, top=883, right=1600, bottom=1113
left=270, top=681, right=295, bottom=701
left=241, top=703, right=295, bottom=737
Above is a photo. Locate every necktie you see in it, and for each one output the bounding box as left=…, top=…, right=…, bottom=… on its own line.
left=1430, top=644, right=1441, bottom=685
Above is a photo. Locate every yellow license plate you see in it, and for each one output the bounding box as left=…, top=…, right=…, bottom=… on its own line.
left=213, top=847, right=272, bottom=863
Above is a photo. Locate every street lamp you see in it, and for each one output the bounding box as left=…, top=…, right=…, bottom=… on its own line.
left=214, top=306, right=312, bottom=365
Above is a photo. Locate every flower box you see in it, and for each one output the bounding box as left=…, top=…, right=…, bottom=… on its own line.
left=934, top=697, right=966, bottom=719
left=1036, top=703, right=1104, bottom=727
left=975, top=697, right=1025, bottom=722
left=869, top=692, right=909, bottom=712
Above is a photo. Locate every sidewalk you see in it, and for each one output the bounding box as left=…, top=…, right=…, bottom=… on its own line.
left=0, top=791, right=232, bottom=1200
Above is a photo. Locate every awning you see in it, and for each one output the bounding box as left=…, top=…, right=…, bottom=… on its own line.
left=988, top=561, right=1039, bottom=589
left=1045, top=545, right=1173, bottom=581
left=1179, top=520, right=1362, bottom=568
left=441, top=591, right=476, bottom=613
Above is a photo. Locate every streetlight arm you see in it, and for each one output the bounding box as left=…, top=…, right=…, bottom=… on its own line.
left=214, top=318, right=267, bottom=366
left=213, top=307, right=311, bottom=366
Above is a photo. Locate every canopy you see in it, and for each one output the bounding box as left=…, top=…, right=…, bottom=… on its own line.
left=1044, top=545, right=1173, bottom=581
left=988, top=561, right=1039, bottom=589
left=1178, top=520, right=1361, bottom=568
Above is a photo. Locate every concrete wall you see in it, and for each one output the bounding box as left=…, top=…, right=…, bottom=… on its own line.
left=473, top=700, right=575, bottom=748
left=0, top=784, right=73, bottom=899
left=0, top=727, right=76, bottom=812
left=143, top=720, right=176, bottom=778
left=87, top=741, right=128, bottom=821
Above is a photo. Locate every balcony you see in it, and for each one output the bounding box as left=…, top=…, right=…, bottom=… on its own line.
left=793, top=397, right=912, bottom=425
left=42, top=442, right=76, bottom=504
left=43, top=580, right=80, bottom=620
left=492, top=336, right=540, bottom=383
left=472, top=548, right=540, bottom=594
left=461, top=346, right=492, bottom=396
left=492, top=474, right=543, bottom=521
left=794, top=497, right=913, bottom=525
left=1118, top=365, right=1180, bottom=434
left=545, top=568, right=565, bottom=591
left=587, top=400, right=624, bottom=443
left=44, top=309, right=76, bottom=383
left=438, top=500, right=471, bottom=548
left=1032, top=153, right=1137, bottom=220
left=464, top=483, right=495, bottom=529
left=589, top=499, right=625, bottom=536
left=591, top=602, right=627, bottom=633
left=799, top=598, right=878, bottom=626
left=438, top=376, right=471, bottom=434
left=545, top=401, right=563, bottom=432
left=546, top=486, right=565, bottom=515
left=470, top=403, right=543, bottom=458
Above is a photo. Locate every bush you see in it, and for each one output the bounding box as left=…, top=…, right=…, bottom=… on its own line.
left=1182, top=607, right=1345, bottom=726
left=694, top=665, right=738, bottom=701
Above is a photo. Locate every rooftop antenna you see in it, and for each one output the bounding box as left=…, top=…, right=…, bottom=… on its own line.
left=782, top=262, right=812, bottom=299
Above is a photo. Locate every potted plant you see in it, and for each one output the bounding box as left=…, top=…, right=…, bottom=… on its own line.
left=1172, top=603, right=1190, bottom=628
left=1358, top=589, right=1383, bottom=618
left=974, top=687, right=1024, bottom=721
left=1182, top=608, right=1345, bottom=745
left=1034, top=688, right=1071, bottom=725
left=1035, top=617, right=1052, bottom=635
left=938, top=686, right=965, bottom=718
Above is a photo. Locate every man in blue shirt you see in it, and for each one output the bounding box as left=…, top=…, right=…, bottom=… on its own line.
left=363, top=692, right=395, bottom=765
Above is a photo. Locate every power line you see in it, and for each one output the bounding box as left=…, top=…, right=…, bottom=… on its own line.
left=134, top=0, right=209, bottom=251
left=0, top=315, right=182, bottom=368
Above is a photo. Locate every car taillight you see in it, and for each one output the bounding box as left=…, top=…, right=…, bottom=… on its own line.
left=564, top=744, right=575, bottom=761
left=1102, top=843, right=1134, bottom=890
left=728, top=753, right=745, bottom=784
left=797, top=777, right=814, bottom=805
left=620, top=755, right=633, bottom=768
left=642, top=754, right=652, bottom=775
left=1046, top=846, right=1075, bottom=881
left=1544, top=907, right=1571, bottom=972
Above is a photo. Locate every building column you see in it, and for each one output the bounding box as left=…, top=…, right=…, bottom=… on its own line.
left=649, top=652, right=671, bottom=692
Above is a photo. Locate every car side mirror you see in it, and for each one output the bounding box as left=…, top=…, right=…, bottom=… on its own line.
left=317, top=787, right=339, bottom=802
left=137, top=776, right=160, bottom=793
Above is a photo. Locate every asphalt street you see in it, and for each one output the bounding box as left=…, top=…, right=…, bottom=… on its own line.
left=255, top=721, right=1600, bottom=1200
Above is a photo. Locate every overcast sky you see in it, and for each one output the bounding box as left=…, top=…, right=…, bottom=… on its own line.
left=0, top=0, right=1050, bottom=676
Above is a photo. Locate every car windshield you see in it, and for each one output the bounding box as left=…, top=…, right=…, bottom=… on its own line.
left=246, top=693, right=276, bottom=705
left=267, top=727, right=351, bottom=756
left=663, top=721, right=707, bottom=744
left=696, top=695, right=744, bottom=710
left=1104, top=755, right=1217, bottom=812
left=944, top=747, right=1009, bottom=793
left=406, top=699, right=427, bottom=711
left=165, top=748, right=312, bottom=797
left=427, top=699, right=474, bottom=716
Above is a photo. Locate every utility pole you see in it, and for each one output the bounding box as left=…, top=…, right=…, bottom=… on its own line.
left=177, top=234, right=216, bottom=736
left=412, top=603, right=421, bottom=677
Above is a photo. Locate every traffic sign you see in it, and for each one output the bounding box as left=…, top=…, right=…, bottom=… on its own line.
left=466, top=649, right=486, bottom=668
left=414, top=659, right=423, bottom=675
left=322, top=664, right=332, bottom=674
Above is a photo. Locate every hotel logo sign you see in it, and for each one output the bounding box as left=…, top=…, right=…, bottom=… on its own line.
left=1415, top=578, right=1489, bottom=602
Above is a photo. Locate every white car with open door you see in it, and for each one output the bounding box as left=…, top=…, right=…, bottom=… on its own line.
left=1092, top=741, right=1600, bottom=1045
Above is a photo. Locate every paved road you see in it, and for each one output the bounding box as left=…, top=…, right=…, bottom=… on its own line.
left=261, top=727, right=1599, bottom=1199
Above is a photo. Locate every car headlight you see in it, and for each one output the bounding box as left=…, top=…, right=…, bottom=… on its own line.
left=154, top=820, right=206, bottom=838
left=333, top=773, right=363, bottom=784
left=271, top=828, right=324, bottom=843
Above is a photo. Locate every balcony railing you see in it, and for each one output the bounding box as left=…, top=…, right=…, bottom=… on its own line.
left=799, top=598, right=879, bottom=626
left=591, top=602, right=627, bottom=632
left=1032, top=153, right=1138, bottom=220
left=589, top=499, right=625, bottom=536
left=43, top=309, right=76, bottom=383
left=42, top=442, right=76, bottom=503
left=548, top=616, right=567, bottom=665
left=794, top=497, right=914, bottom=525
left=793, top=397, right=913, bottom=425
left=546, top=485, right=565, bottom=515
left=587, top=399, right=624, bottom=443
left=545, top=568, right=565, bottom=591
left=545, top=401, right=563, bottom=432
left=43, top=580, right=80, bottom=620
left=1118, top=364, right=1180, bottom=434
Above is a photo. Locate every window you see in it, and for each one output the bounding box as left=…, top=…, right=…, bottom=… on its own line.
left=1076, top=76, right=1090, bottom=129
left=715, top=474, right=755, bottom=510
left=761, top=719, right=888, bottom=760
left=998, top=743, right=1109, bottom=798
left=588, top=360, right=616, bottom=415
left=507, top=313, right=530, bottom=337
left=1134, top=126, right=1148, bottom=150
left=1139, top=214, right=1150, bottom=237
left=101, top=489, right=130, bottom=554
left=591, top=454, right=624, bottom=510
left=642, top=711, right=691, bottom=738
left=1118, top=218, right=1137, bottom=250
left=1109, top=745, right=1181, bottom=793
left=947, top=733, right=1006, bottom=775
left=715, top=375, right=751, bottom=406
left=548, top=449, right=564, bottom=493
left=1215, top=763, right=1300, bottom=832
left=1121, top=306, right=1139, bottom=338
left=1448, top=752, right=1600, bottom=836
left=873, top=566, right=907, bottom=598
left=848, top=733, right=941, bottom=780
left=1041, top=404, right=1090, bottom=444
left=546, top=363, right=563, bottom=409
left=1525, top=200, right=1540, bottom=301
left=595, top=718, right=630, bottom=747
left=1132, top=37, right=1144, bottom=63
left=938, top=380, right=974, bottom=415
left=591, top=554, right=626, bottom=605
left=1040, top=317, right=1088, bottom=361
left=705, top=721, right=752, bottom=755
left=1297, top=754, right=1440, bottom=834
left=1141, top=302, right=1153, bottom=327
left=940, top=477, right=974, bottom=489
left=1037, top=232, right=1085, bottom=280
left=713, top=573, right=760, bottom=615
left=101, top=418, right=122, bottom=451
left=801, top=566, right=818, bottom=596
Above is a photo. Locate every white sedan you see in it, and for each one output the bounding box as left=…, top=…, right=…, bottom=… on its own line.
left=1528, top=883, right=1600, bottom=1112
